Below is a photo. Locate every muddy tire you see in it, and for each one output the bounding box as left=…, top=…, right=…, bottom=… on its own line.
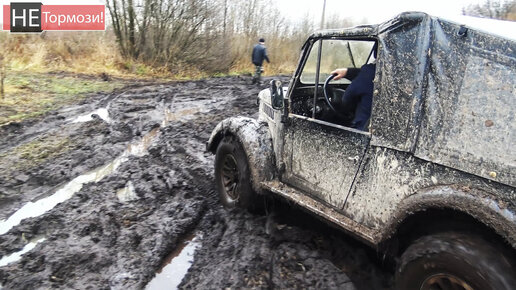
left=396, top=232, right=516, bottom=290
left=214, top=136, right=262, bottom=211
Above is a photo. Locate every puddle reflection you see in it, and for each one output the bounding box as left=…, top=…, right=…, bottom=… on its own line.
left=127, top=128, right=160, bottom=156
left=0, top=128, right=161, bottom=235
left=116, top=181, right=139, bottom=202
left=0, top=237, right=46, bottom=267
left=146, top=233, right=202, bottom=290
left=71, top=108, right=111, bottom=123
left=162, top=108, right=200, bottom=127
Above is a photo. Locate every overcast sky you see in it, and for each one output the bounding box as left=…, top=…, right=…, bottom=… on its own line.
left=0, top=0, right=494, bottom=26
left=275, top=0, right=487, bottom=25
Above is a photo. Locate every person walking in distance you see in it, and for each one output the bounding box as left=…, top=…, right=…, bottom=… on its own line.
left=252, top=38, right=270, bottom=84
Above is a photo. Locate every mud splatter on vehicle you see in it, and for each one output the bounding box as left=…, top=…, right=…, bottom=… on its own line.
left=208, top=12, right=516, bottom=290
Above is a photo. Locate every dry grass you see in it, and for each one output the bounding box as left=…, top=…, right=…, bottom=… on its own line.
left=0, top=30, right=303, bottom=125
left=0, top=132, right=77, bottom=177
left=0, top=31, right=206, bottom=80
left=0, top=30, right=301, bottom=81
left=0, top=31, right=186, bottom=125
left=0, top=72, right=125, bottom=125
left=2, top=32, right=138, bottom=77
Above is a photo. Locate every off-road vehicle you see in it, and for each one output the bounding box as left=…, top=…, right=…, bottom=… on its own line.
left=207, top=12, right=516, bottom=289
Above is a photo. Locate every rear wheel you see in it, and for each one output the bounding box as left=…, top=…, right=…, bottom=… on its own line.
left=214, top=136, right=262, bottom=211
left=396, top=232, right=516, bottom=290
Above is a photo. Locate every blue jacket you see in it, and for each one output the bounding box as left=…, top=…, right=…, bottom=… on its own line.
left=341, top=63, right=376, bottom=131
left=252, top=44, right=270, bottom=66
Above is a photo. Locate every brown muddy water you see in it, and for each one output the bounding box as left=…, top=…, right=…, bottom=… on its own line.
left=0, top=76, right=393, bottom=289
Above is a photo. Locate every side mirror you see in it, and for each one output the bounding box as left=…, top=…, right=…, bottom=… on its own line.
left=270, top=80, right=284, bottom=110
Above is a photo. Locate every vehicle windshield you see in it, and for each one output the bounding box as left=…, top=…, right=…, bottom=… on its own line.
left=300, top=39, right=375, bottom=84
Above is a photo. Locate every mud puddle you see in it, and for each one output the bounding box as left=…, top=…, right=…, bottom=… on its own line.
left=116, top=181, right=138, bottom=202
left=0, top=237, right=45, bottom=267
left=160, top=97, right=224, bottom=126
left=146, top=232, right=202, bottom=290
left=163, top=107, right=200, bottom=124
left=0, top=127, right=161, bottom=235
left=71, top=108, right=111, bottom=123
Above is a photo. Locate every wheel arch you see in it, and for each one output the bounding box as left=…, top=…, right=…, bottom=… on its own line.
left=378, top=186, right=516, bottom=256
left=207, top=116, right=276, bottom=194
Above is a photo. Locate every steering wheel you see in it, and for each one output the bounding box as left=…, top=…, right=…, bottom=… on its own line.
left=323, top=74, right=341, bottom=115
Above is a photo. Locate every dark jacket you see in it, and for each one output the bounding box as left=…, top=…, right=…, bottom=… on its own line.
left=341, top=63, right=376, bottom=131
left=252, top=44, right=270, bottom=66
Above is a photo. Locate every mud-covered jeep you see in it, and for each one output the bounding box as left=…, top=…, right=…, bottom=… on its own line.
left=207, top=12, right=516, bottom=289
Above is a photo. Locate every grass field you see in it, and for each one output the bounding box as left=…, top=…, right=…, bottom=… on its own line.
left=0, top=72, right=126, bottom=125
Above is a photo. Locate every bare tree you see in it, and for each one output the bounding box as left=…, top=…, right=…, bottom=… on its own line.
left=325, top=13, right=354, bottom=29
left=104, top=0, right=353, bottom=74
left=463, top=0, right=516, bottom=20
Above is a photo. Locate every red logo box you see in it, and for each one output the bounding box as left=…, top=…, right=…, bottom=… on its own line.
left=3, top=4, right=105, bottom=32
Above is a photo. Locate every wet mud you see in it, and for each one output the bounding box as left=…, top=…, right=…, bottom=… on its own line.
left=0, top=76, right=393, bottom=289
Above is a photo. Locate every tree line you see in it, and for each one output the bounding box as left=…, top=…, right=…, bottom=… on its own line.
left=462, top=0, right=516, bottom=20
left=105, top=0, right=357, bottom=73
left=107, top=0, right=286, bottom=73
left=0, top=0, right=513, bottom=92
left=105, top=0, right=515, bottom=75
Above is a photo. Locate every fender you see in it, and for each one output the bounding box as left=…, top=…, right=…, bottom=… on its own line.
left=379, top=185, right=516, bottom=248
left=207, top=116, right=276, bottom=194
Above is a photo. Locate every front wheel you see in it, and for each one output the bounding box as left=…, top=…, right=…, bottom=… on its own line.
left=396, top=232, right=516, bottom=290
left=214, top=136, right=262, bottom=211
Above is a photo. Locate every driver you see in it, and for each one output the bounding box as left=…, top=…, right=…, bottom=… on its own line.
left=330, top=45, right=377, bottom=131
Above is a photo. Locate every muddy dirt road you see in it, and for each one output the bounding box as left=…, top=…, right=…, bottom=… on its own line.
left=0, top=76, right=393, bottom=289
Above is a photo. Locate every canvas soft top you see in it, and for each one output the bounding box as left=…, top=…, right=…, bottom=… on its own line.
left=308, top=11, right=516, bottom=41
left=307, top=12, right=516, bottom=187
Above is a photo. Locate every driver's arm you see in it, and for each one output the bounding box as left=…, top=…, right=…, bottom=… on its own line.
left=331, top=68, right=361, bottom=81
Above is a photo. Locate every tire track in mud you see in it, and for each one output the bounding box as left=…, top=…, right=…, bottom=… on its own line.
left=0, top=86, right=150, bottom=221
left=0, top=77, right=263, bottom=289
left=0, top=76, right=392, bottom=289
